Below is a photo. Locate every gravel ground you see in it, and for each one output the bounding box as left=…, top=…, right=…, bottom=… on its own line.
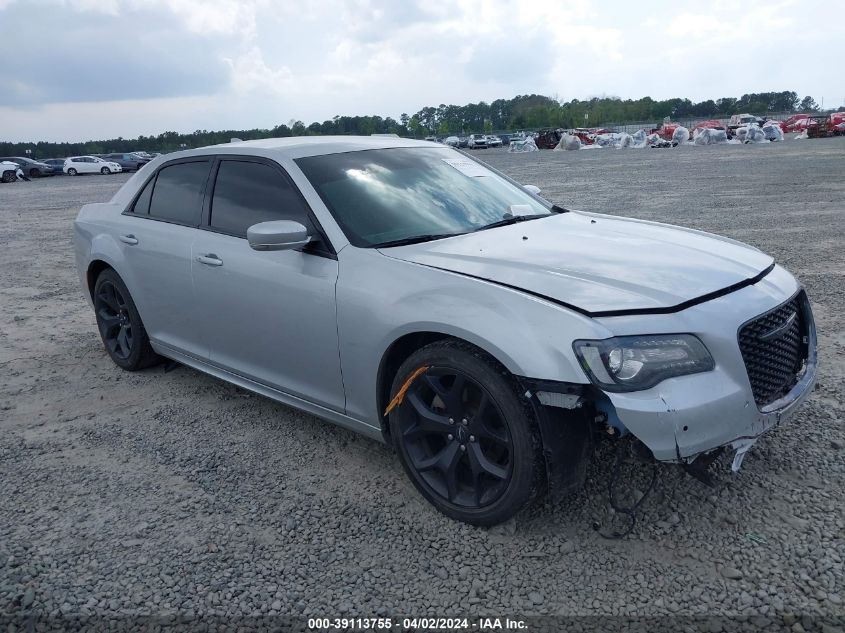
left=1, top=138, right=843, bottom=631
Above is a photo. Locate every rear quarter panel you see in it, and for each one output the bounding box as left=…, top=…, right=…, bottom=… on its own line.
left=74, top=202, right=127, bottom=306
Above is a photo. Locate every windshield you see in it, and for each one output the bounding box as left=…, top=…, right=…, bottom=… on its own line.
left=296, top=147, right=552, bottom=247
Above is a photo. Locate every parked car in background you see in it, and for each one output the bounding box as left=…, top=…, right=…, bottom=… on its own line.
left=779, top=114, right=811, bottom=133
left=691, top=120, right=726, bottom=135
left=443, top=136, right=460, bottom=147
left=534, top=129, right=563, bottom=149
left=0, top=156, right=54, bottom=177
left=651, top=122, right=681, bottom=141
left=43, top=159, right=68, bottom=174
left=485, top=135, right=502, bottom=147
left=64, top=156, right=123, bottom=176
left=101, top=153, right=150, bottom=172
left=467, top=134, right=488, bottom=149
left=728, top=113, right=764, bottom=137
left=456, top=137, right=469, bottom=148
left=1, top=160, right=20, bottom=182
left=74, top=136, right=817, bottom=526
left=828, top=112, right=845, bottom=135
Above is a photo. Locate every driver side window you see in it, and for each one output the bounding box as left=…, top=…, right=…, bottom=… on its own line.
left=209, top=160, right=313, bottom=239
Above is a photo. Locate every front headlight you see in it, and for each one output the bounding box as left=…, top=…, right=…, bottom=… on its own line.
left=573, top=334, right=714, bottom=392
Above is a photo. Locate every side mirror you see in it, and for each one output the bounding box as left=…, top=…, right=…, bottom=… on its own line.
left=247, top=220, right=312, bottom=251
left=523, top=184, right=541, bottom=195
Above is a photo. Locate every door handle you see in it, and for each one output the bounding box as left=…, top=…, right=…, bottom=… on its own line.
left=197, top=254, right=223, bottom=267
left=119, top=234, right=138, bottom=245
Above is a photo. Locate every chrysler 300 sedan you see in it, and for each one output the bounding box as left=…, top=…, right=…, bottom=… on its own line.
left=74, top=136, right=817, bottom=525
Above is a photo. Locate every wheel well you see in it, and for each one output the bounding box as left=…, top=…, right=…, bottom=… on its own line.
left=376, top=332, right=518, bottom=441
left=86, top=260, right=112, bottom=300
left=376, top=332, right=450, bottom=439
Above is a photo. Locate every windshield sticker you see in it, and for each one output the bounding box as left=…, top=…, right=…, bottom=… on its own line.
left=441, top=158, right=489, bottom=178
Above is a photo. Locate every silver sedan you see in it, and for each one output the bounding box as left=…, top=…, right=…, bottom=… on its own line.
left=74, top=136, right=816, bottom=525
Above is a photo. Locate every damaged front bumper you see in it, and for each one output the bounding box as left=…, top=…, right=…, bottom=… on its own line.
left=600, top=289, right=817, bottom=464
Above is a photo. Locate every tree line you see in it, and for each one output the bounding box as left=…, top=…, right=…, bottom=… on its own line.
left=1, top=91, right=829, bottom=157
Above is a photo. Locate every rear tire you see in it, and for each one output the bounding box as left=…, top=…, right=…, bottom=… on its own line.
left=388, top=340, right=543, bottom=526
left=30, top=168, right=40, bottom=178
left=93, top=269, right=161, bottom=371
left=67, top=168, right=77, bottom=176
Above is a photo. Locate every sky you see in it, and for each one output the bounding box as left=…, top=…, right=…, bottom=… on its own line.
left=0, top=0, right=842, bottom=142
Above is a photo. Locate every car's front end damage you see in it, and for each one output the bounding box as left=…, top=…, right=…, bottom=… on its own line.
left=516, top=263, right=817, bottom=499
left=593, top=268, right=816, bottom=464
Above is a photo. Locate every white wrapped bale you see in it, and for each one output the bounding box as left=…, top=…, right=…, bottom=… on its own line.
left=593, top=133, right=617, bottom=147
left=693, top=128, right=728, bottom=145
left=631, top=129, right=648, bottom=148
left=672, top=126, right=690, bottom=144
left=762, top=123, right=783, bottom=142
left=508, top=138, right=538, bottom=152
left=709, top=128, right=728, bottom=143
left=744, top=124, right=766, bottom=143
left=617, top=133, right=633, bottom=148
left=554, top=133, right=581, bottom=151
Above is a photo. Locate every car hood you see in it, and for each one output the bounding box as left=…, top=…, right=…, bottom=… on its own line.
left=379, top=211, right=774, bottom=315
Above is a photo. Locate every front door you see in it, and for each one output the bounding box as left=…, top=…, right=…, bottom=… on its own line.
left=191, top=157, right=345, bottom=412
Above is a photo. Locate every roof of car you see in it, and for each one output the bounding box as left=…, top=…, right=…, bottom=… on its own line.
left=171, top=135, right=439, bottom=161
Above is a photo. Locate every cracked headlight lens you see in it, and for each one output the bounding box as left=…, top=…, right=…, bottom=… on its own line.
left=573, top=334, right=714, bottom=392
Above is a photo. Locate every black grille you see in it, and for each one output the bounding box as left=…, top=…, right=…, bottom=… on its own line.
left=738, top=293, right=808, bottom=408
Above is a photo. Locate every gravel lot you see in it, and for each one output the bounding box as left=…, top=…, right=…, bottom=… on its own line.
left=1, top=138, right=843, bottom=631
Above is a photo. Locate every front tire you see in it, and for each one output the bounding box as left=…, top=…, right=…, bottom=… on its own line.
left=388, top=340, right=543, bottom=526
left=93, top=269, right=160, bottom=371
left=101, top=167, right=111, bottom=175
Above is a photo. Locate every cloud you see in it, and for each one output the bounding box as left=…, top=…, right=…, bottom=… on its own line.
left=0, top=0, right=842, bottom=141
left=0, top=1, right=231, bottom=107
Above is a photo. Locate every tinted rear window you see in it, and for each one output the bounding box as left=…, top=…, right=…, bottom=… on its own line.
left=148, top=161, right=209, bottom=225
left=210, top=160, right=311, bottom=237
left=131, top=177, right=155, bottom=215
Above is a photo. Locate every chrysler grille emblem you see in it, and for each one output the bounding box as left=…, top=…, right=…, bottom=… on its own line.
left=759, top=311, right=797, bottom=342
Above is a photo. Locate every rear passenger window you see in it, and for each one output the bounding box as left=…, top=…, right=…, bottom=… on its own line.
left=148, top=161, right=209, bottom=225
left=131, top=177, right=155, bottom=214
left=210, top=160, right=311, bottom=237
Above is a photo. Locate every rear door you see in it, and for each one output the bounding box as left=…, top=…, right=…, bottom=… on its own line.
left=116, top=158, right=212, bottom=359
left=191, top=156, right=344, bottom=411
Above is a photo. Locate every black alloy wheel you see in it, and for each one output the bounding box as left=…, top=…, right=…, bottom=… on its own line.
left=95, top=280, right=134, bottom=361
left=389, top=340, right=542, bottom=526
left=400, top=368, right=513, bottom=508
left=93, top=269, right=160, bottom=371
left=101, top=167, right=110, bottom=175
